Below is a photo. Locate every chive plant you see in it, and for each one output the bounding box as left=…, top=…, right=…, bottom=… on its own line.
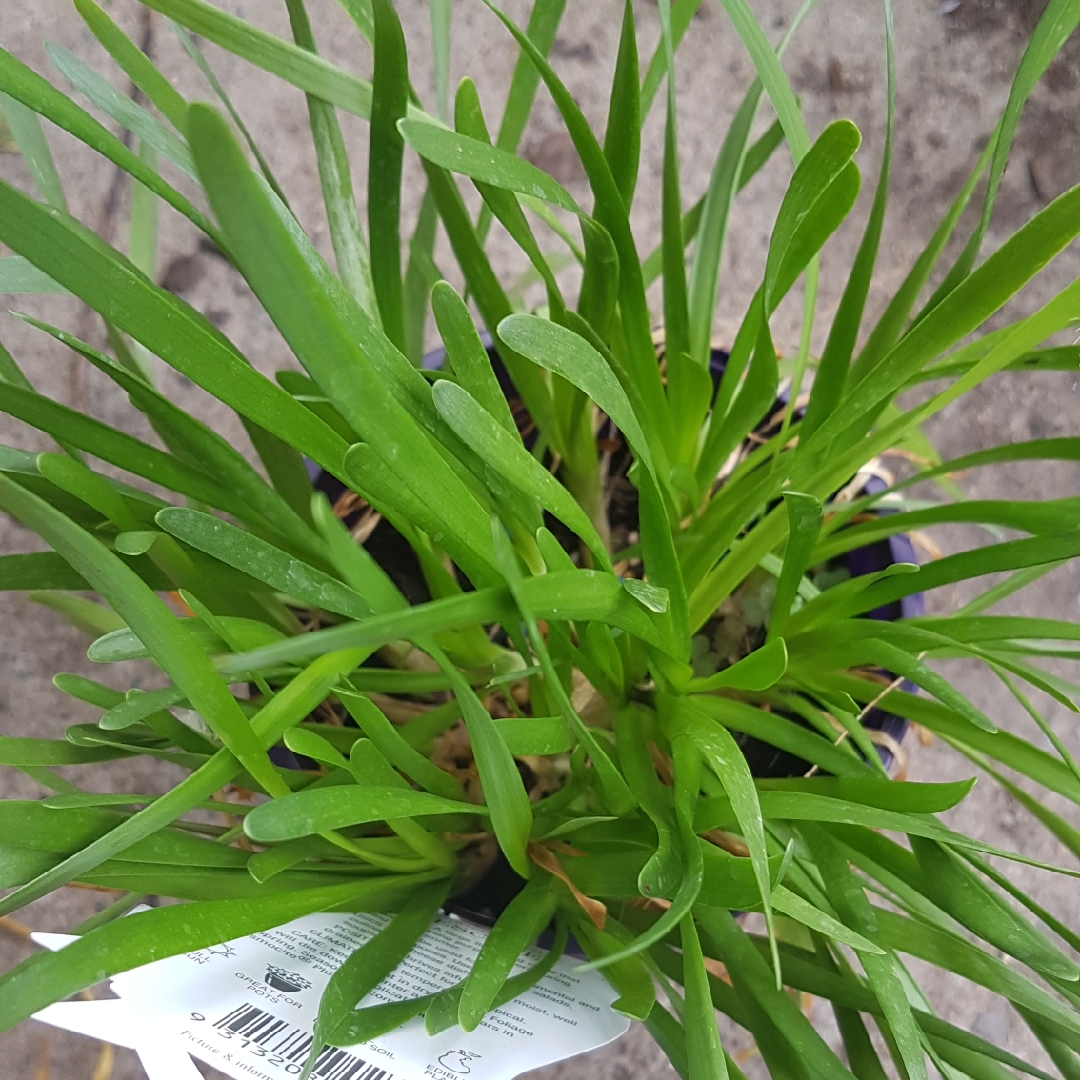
left=0, top=1, right=1078, bottom=1078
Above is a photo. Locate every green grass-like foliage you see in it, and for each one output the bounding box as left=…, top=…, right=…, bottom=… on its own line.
left=0, top=1, right=1078, bottom=1077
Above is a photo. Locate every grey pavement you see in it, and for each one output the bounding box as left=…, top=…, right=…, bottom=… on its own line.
left=1, top=1, right=1078, bottom=1077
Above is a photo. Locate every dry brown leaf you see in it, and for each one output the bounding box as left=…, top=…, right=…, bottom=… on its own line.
left=91, top=1043, right=115, bottom=1080
left=0, top=914, right=32, bottom=940
left=528, top=840, right=606, bottom=930
left=701, top=829, right=750, bottom=858
left=702, top=955, right=731, bottom=984
left=34, top=1035, right=49, bottom=1080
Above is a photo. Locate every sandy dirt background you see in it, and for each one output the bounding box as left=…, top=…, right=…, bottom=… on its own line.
left=1, top=0, right=1078, bottom=1076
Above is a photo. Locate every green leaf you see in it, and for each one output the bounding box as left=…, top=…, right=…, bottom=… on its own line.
left=687, top=79, right=763, bottom=367
left=840, top=827, right=1080, bottom=982
left=0, top=49, right=215, bottom=237
left=244, top=786, right=485, bottom=843
left=0, top=255, right=68, bottom=293
left=337, top=689, right=464, bottom=801
left=31, top=592, right=128, bottom=637
left=400, top=116, right=578, bottom=213
left=580, top=736, right=702, bottom=970
left=0, top=738, right=129, bottom=766
left=756, top=777, right=974, bottom=814
left=45, top=43, right=194, bottom=177
left=787, top=629, right=997, bottom=733
left=422, top=918, right=570, bottom=1038
left=479, top=0, right=671, bottom=449
left=873, top=908, right=1080, bottom=1047
left=498, top=314, right=656, bottom=476
left=88, top=616, right=284, bottom=664
left=623, top=578, right=669, bottom=614
left=814, top=498, right=1080, bottom=562
left=310, top=492, right=405, bottom=616
left=305, top=883, right=448, bottom=1079
left=474, top=0, right=569, bottom=248
left=769, top=492, right=823, bottom=641
left=218, top=571, right=673, bottom=678
left=711, top=786, right=1077, bottom=878
left=458, top=873, right=557, bottom=1031
left=917, top=0, right=1080, bottom=315
left=762, top=938, right=1062, bottom=1080
left=332, top=0, right=373, bottom=40
left=688, top=637, right=788, bottom=692
left=403, top=185, right=439, bottom=364
left=187, top=104, right=500, bottom=585
left=613, top=705, right=681, bottom=898
left=423, top=171, right=557, bottom=447
left=766, top=120, right=861, bottom=310
left=819, top=192, right=1080, bottom=463
left=36, top=452, right=140, bottom=532
left=432, top=381, right=611, bottom=572
left=0, top=650, right=365, bottom=917
left=98, top=685, right=185, bottom=731
left=491, top=0, right=565, bottom=154
left=668, top=699, right=780, bottom=982
left=640, top=0, right=704, bottom=120
left=429, top=0, right=452, bottom=121
left=801, top=532, right=1080, bottom=629
left=284, top=0, right=378, bottom=321
left=852, top=136, right=995, bottom=383
left=680, top=912, right=729, bottom=1080
left=770, top=886, right=884, bottom=954
left=156, top=508, right=365, bottom=618
left=713, top=0, right=810, bottom=161
left=801, top=0, right=894, bottom=440
left=602, top=0, right=640, bottom=207
left=128, top=139, right=160, bottom=290
left=0, top=182, right=347, bottom=476
left=0, top=551, right=165, bottom=592
left=696, top=905, right=858, bottom=1080
left=0, top=89, right=67, bottom=210
left=431, top=281, right=517, bottom=435
left=169, top=21, right=290, bottom=209
left=20, top=315, right=322, bottom=557
left=572, top=919, right=655, bottom=1021
left=800, top=825, right=927, bottom=1080
left=341, top=444, right=497, bottom=589
left=638, top=472, right=690, bottom=661
left=446, top=659, right=535, bottom=879
left=0, top=878, right=439, bottom=1031
left=332, top=993, right=437, bottom=1047
left=0, top=475, right=285, bottom=797
left=0, top=384, right=239, bottom=518
left=657, top=0, right=697, bottom=459
left=73, top=0, right=188, bottom=129
left=895, top=438, right=1080, bottom=491
left=368, top=0, right=408, bottom=350
left=142, top=0, right=373, bottom=118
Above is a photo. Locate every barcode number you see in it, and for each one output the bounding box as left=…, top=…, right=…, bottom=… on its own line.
left=214, top=1003, right=392, bottom=1080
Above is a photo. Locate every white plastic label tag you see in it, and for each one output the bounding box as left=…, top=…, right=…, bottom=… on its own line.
left=33, top=910, right=630, bottom=1080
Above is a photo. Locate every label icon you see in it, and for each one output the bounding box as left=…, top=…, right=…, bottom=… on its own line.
left=437, top=1050, right=482, bottom=1074
left=264, top=965, right=312, bottom=993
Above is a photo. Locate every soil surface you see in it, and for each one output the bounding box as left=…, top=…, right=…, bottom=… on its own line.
left=1, top=1, right=1078, bottom=1077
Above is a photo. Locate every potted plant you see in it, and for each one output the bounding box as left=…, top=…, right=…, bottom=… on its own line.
left=0, top=1, right=1078, bottom=1079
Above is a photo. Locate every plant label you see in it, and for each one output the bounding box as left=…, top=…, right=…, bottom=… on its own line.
left=32, top=910, right=630, bottom=1080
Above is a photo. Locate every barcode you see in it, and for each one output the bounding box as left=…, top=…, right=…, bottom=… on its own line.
left=214, top=1003, right=391, bottom=1080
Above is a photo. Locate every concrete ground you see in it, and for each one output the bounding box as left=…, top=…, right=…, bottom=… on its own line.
left=1, top=0, right=1078, bottom=1076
